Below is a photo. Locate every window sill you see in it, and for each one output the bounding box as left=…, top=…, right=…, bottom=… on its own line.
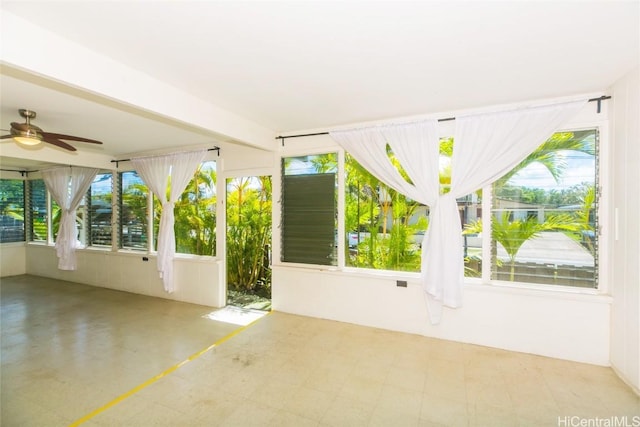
left=1, top=241, right=27, bottom=247
left=272, top=263, right=611, bottom=303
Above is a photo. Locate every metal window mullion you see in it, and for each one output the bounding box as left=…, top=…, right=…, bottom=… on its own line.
left=148, top=192, right=155, bottom=254
left=594, top=128, right=600, bottom=288
left=25, top=179, right=33, bottom=242
left=482, top=184, right=492, bottom=284
left=112, top=172, right=119, bottom=252
left=337, top=149, right=345, bottom=269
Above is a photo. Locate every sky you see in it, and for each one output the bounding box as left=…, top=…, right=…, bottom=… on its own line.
left=508, top=151, right=595, bottom=191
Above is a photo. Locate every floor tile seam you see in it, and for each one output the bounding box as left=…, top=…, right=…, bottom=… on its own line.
left=66, top=311, right=272, bottom=427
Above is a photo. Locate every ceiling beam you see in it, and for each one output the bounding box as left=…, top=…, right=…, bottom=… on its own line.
left=0, top=11, right=277, bottom=152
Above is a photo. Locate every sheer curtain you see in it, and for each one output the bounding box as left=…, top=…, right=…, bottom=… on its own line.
left=331, top=100, right=586, bottom=324
left=422, top=100, right=586, bottom=323
left=42, top=166, right=99, bottom=270
left=331, top=121, right=440, bottom=205
left=132, top=150, right=207, bottom=293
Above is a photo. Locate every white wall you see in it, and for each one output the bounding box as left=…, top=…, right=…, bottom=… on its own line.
left=273, top=267, right=611, bottom=366
left=25, top=245, right=225, bottom=307
left=0, top=243, right=26, bottom=277
left=610, top=66, right=640, bottom=393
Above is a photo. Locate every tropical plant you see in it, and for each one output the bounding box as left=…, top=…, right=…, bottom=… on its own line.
left=226, top=176, right=272, bottom=296
left=574, top=185, right=596, bottom=255
left=121, top=179, right=148, bottom=248
left=345, top=152, right=426, bottom=271
left=174, top=165, right=217, bottom=255
left=495, top=130, right=594, bottom=188
left=464, top=212, right=580, bottom=281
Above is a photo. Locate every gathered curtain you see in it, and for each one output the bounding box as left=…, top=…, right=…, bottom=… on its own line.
left=132, top=150, right=207, bottom=293
left=42, top=166, right=99, bottom=270
left=331, top=100, right=586, bottom=324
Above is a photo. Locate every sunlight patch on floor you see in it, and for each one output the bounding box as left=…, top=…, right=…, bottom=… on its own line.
left=203, top=305, right=268, bottom=326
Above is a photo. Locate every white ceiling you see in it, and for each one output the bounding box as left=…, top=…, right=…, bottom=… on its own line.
left=1, top=1, right=639, bottom=166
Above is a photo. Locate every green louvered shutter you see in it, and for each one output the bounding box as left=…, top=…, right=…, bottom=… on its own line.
left=282, top=173, right=335, bottom=265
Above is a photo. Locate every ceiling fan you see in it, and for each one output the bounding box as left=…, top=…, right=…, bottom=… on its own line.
left=1, top=109, right=103, bottom=152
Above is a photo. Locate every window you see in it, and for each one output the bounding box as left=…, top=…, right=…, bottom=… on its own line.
left=119, top=171, right=148, bottom=250
left=345, top=154, right=426, bottom=272
left=88, top=173, right=113, bottom=247
left=281, top=154, right=337, bottom=265
left=122, top=161, right=218, bottom=254
left=475, top=129, right=599, bottom=288
left=457, top=129, right=598, bottom=287
left=286, top=127, right=600, bottom=289
left=0, top=179, right=25, bottom=243
left=29, top=179, right=47, bottom=242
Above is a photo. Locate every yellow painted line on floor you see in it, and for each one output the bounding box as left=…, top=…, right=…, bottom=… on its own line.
left=68, top=311, right=271, bottom=427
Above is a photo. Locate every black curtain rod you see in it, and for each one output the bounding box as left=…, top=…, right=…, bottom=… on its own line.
left=0, top=168, right=32, bottom=176
left=111, top=146, right=220, bottom=168
left=275, top=96, right=612, bottom=142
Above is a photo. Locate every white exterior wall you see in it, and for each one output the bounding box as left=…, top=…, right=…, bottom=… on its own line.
left=610, top=67, right=640, bottom=393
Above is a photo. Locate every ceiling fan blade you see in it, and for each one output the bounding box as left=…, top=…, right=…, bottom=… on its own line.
left=43, top=137, right=77, bottom=151
left=1, top=134, right=14, bottom=139
left=42, top=132, right=103, bottom=145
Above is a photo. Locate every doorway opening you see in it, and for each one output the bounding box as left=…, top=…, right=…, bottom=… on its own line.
left=225, top=175, right=272, bottom=310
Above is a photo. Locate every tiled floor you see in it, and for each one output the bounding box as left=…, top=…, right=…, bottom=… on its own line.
left=1, top=275, right=638, bottom=426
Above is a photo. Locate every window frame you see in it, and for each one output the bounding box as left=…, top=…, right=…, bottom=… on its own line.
left=86, top=171, right=114, bottom=248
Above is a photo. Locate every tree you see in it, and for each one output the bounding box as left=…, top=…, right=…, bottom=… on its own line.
left=226, top=176, right=272, bottom=296
left=496, top=130, right=594, bottom=187
left=345, top=152, right=425, bottom=272
left=174, top=165, right=217, bottom=255
left=465, top=212, right=579, bottom=281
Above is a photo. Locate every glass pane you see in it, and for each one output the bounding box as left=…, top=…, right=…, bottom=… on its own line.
left=51, top=199, right=61, bottom=241
left=89, top=173, right=112, bottom=247
left=175, top=161, right=217, bottom=256
left=0, top=179, right=25, bottom=243
left=119, top=171, right=148, bottom=250
left=345, top=154, right=425, bottom=272
left=29, top=179, right=47, bottom=241
left=461, top=191, right=482, bottom=278
left=490, top=129, right=598, bottom=288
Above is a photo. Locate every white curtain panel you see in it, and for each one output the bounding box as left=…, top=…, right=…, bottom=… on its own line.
left=42, top=166, right=99, bottom=270
left=132, top=150, right=206, bottom=293
left=422, top=100, right=586, bottom=323
left=330, top=121, right=440, bottom=205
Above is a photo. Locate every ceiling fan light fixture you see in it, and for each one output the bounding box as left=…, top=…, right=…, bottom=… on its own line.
left=14, top=135, right=43, bottom=146
left=2, top=108, right=103, bottom=151
left=12, top=128, right=43, bottom=146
